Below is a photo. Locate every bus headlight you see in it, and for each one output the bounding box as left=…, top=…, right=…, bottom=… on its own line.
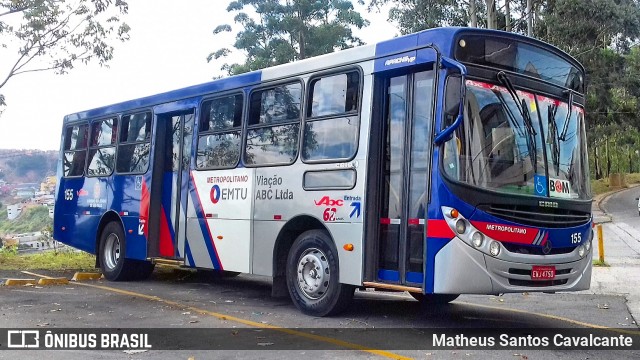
left=471, top=231, right=484, bottom=248
left=577, top=245, right=585, bottom=257
left=455, top=219, right=467, bottom=234
left=585, top=229, right=593, bottom=251
left=489, top=241, right=501, bottom=256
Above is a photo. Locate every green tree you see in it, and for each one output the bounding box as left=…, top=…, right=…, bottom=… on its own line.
left=537, top=0, right=640, bottom=178
left=0, top=0, right=130, bottom=108
left=368, top=0, right=470, bottom=33
left=209, top=0, right=369, bottom=75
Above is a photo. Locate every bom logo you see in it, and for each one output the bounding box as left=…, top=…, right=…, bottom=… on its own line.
left=549, top=179, right=570, bottom=194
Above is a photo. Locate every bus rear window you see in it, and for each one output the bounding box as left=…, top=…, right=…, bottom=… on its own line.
left=64, top=124, right=88, bottom=151
left=455, top=35, right=583, bottom=92
left=63, top=123, right=88, bottom=177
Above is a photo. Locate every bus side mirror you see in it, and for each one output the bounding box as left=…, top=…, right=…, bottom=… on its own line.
left=435, top=57, right=467, bottom=145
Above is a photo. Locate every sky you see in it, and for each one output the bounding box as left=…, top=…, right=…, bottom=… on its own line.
left=0, top=0, right=396, bottom=151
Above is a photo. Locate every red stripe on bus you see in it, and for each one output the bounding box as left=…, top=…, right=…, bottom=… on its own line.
left=158, top=206, right=174, bottom=257
left=470, top=221, right=538, bottom=244
left=380, top=218, right=391, bottom=225
left=140, top=179, right=150, bottom=238
left=426, top=220, right=455, bottom=239
left=408, top=218, right=420, bottom=225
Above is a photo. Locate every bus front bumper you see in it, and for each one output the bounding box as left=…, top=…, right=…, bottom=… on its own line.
left=432, top=237, right=592, bottom=294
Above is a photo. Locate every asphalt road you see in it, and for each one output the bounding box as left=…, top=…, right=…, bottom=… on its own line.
left=1, top=266, right=639, bottom=359
left=602, top=187, right=640, bottom=224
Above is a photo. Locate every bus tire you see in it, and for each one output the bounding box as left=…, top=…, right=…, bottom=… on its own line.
left=99, top=222, right=137, bottom=281
left=410, top=292, right=459, bottom=305
left=286, top=230, right=354, bottom=317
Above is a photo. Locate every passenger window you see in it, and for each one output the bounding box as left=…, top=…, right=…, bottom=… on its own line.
left=245, top=82, right=302, bottom=165
left=197, top=94, right=243, bottom=169
left=303, top=71, right=361, bottom=162
left=116, top=112, right=152, bottom=174
left=120, top=113, right=151, bottom=143
left=63, top=123, right=88, bottom=177
left=308, top=72, right=359, bottom=118
left=87, top=118, right=117, bottom=177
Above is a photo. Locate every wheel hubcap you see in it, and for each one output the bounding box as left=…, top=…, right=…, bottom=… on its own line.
left=103, top=233, right=121, bottom=270
left=296, top=248, right=330, bottom=300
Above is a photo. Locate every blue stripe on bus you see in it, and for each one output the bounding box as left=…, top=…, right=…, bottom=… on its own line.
left=426, top=237, right=457, bottom=293
left=184, top=239, right=195, bottom=268
left=377, top=269, right=400, bottom=282
left=188, top=177, right=222, bottom=270
left=405, top=272, right=423, bottom=284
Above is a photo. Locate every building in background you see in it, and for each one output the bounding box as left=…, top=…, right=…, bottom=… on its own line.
left=6, top=204, right=22, bottom=220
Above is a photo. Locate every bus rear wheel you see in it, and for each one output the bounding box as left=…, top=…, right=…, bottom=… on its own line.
left=286, top=230, right=354, bottom=317
left=99, top=222, right=154, bottom=281
left=410, top=292, right=459, bottom=305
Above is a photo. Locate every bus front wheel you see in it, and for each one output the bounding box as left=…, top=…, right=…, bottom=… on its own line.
left=99, top=222, right=154, bottom=281
left=286, top=230, right=354, bottom=317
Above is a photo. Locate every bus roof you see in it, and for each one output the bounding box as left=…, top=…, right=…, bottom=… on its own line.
left=64, top=27, right=579, bottom=122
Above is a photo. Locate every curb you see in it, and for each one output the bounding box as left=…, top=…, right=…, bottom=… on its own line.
left=71, top=272, right=103, bottom=281
left=37, top=277, right=70, bottom=286
left=4, top=278, right=37, bottom=286
left=596, top=183, right=640, bottom=214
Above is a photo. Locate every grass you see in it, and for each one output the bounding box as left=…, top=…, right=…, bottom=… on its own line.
left=591, top=178, right=611, bottom=196
left=0, top=246, right=95, bottom=271
left=592, top=259, right=610, bottom=267
left=0, top=206, right=52, bottom=235
left=590, top=172, right=640, bottom=196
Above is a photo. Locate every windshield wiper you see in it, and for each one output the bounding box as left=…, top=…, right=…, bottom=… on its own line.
left=559, top=90, right=574, bottom=141
left=547, top=104, right=561, bottom=175
left=497, top=72, right=537, bottom=137
left=496, top=72, right=539, bottom=172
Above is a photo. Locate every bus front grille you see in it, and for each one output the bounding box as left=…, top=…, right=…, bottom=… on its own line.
left=477, top=204, right=590, bottom=228
left=508, top=279, right=568, bottom=287
left=502, top=243, right=576, bottom=255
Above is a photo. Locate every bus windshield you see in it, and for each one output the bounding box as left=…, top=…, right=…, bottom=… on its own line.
left=443, top=80, right=590, bottom=200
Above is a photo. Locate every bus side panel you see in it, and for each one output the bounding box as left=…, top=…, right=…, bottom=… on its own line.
left=184, top=174, right=218, bottom=269
left=252, top=220, right=282, bottom=277
left=54, top=177, right=100, bottom=254
left=323, top=223, right=363, bottom=285
left=110, top=174, right=149, bottom=261
left=185, top=169, right=255, bottom=271
left=252, top=165, right=366, bottom=286
left=250, top=69, right=372, bottom=286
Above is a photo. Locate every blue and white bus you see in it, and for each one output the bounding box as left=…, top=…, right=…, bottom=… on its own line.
left=54, top=27, right=593, bottom=316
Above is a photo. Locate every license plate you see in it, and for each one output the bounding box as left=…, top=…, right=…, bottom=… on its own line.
left=531, top=266, right=556, bottom=280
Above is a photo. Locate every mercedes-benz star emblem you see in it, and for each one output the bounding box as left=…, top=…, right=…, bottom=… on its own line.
left=542, top=240, right=552, bottom=255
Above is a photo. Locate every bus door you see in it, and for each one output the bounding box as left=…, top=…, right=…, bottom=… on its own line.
left=374, top=68, right=436, bottom=286
left=147, top=110, right=194, bottom=260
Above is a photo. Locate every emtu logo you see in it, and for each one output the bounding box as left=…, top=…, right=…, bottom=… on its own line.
left=210, top=184, right=221, bottom=204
